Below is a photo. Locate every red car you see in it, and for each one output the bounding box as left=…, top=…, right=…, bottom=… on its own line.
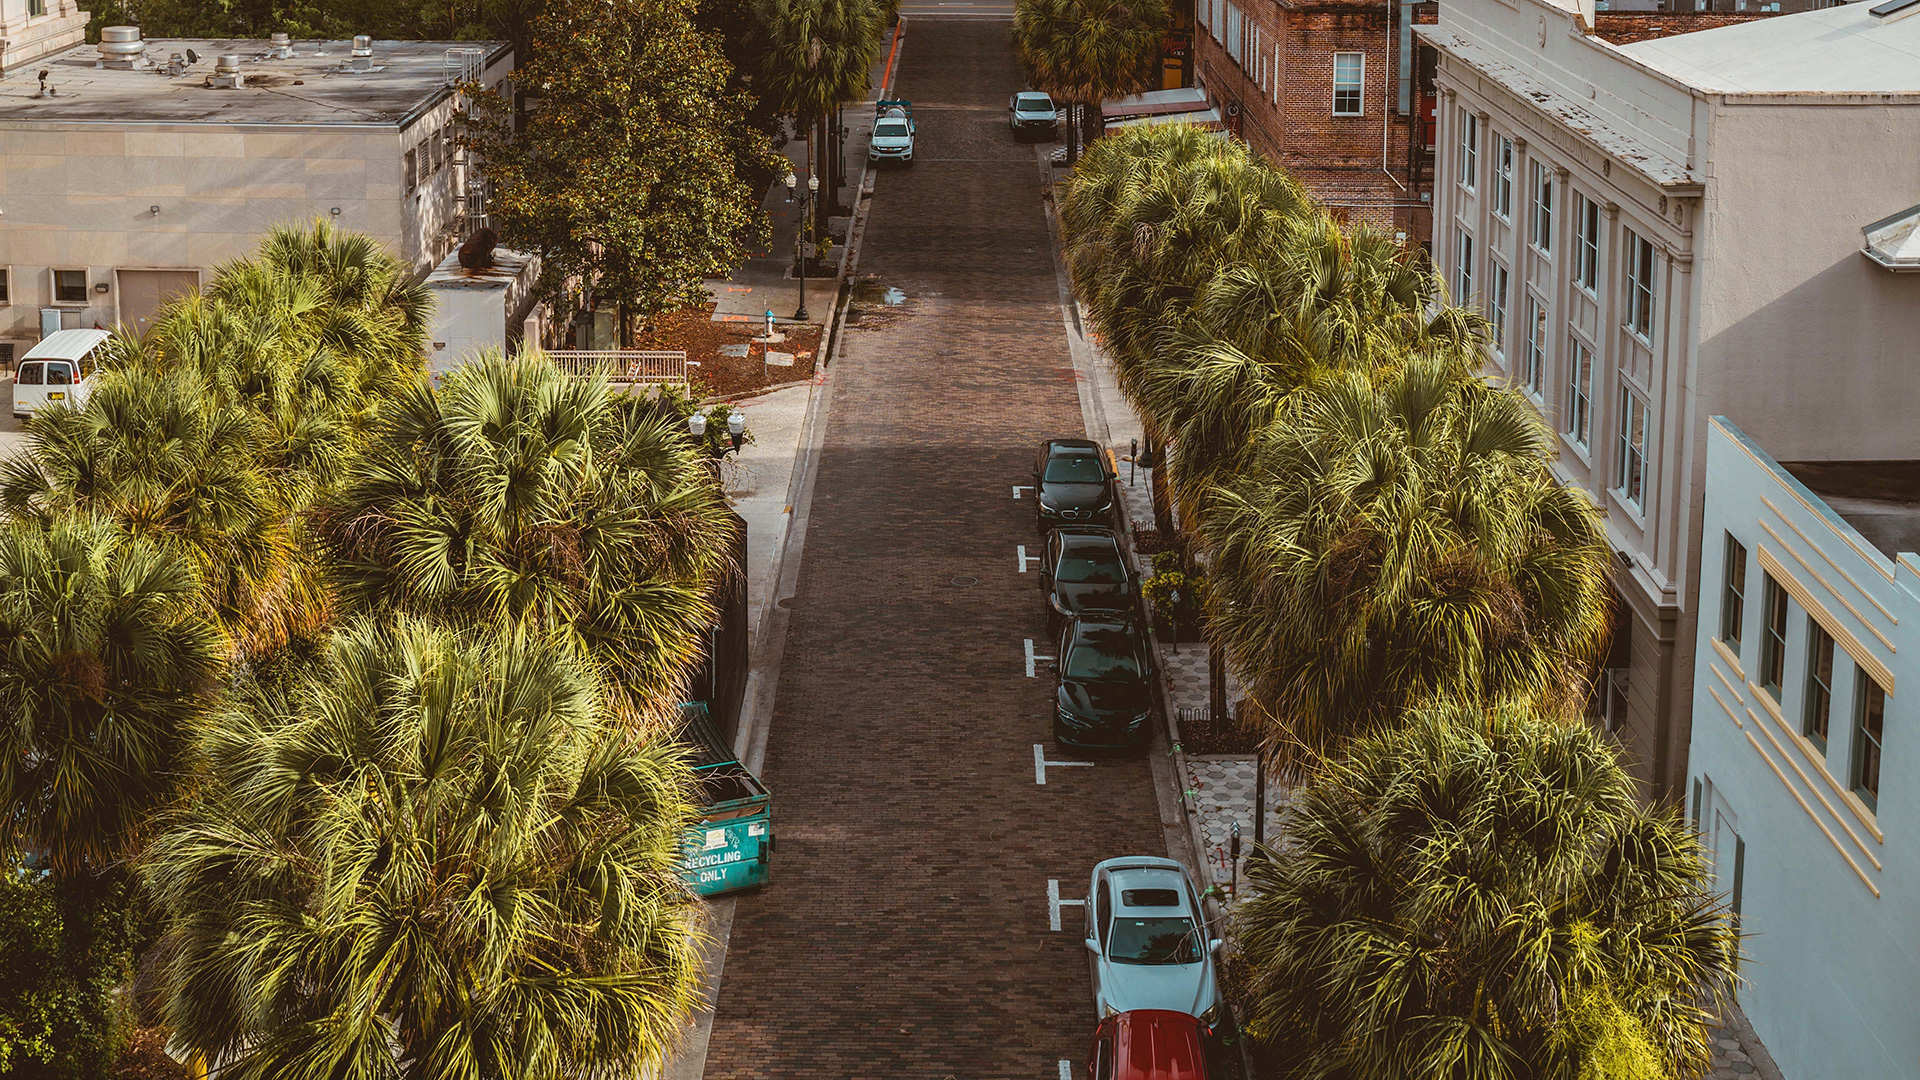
left=1088, top=1010, right=1210, bottom=1080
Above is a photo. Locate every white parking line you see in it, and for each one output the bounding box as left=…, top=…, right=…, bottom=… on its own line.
left=1059, top=1061, right=1075, bottom=1080
left=1024, top=638, right=1054, bottom=677
left=1017, top=544, right=1040, bottom=573
left=1034, top=743, right=1094, bottom=784
left=1012, top=484, right=1034, bottom=499
left=1047, top=878, right=1086, bottom=932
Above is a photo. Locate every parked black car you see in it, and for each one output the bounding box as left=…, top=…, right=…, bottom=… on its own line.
left=1034, top=438, right=1117, bottom=531
left=1054, top=614, right=1155, bottom=754
left=1041, top=527, right=1133, bottom=634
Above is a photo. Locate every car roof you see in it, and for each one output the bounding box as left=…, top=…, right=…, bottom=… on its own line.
left=1107, top=1011, right=1208, bottom=1080
left=1069, top=613, right=1140, bottom=637
left=1058, top=529, right=1121, bottom=549
left=1110, top=865, right=1190, bottom=904
left=22, top=328, right=111, bottom=363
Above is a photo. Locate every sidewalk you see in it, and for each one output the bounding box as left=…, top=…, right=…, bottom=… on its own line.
left=702, top=25, right=902, bottom=327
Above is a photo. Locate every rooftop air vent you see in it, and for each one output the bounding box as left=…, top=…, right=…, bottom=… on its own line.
left=211, top=54, right=245, bottom=88
left=96, top=26, right=146, bottom=70
left=1870, top=0, right=1920, bottom=22
left=269, top=32, right=294, bottom=59
left=351, top=34, right=375, bottom=72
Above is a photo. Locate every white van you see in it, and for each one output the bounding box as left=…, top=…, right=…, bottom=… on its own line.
left=14, top=329, right=108, bottom=420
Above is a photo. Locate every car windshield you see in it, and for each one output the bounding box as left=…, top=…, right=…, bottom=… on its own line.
left=876, top=121, right=909, bottom=136
left=1108, top=917, right=1200, bottom=965
left=1017, top=94, right=1053, bottom=110
left=1056, top=544, right=1125, bottom=584
left=1043, top=455, right=1104, bottom=484
left=1065, top=632, right=1142, bottom=680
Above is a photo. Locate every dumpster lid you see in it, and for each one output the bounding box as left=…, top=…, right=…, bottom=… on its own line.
left=676, top=702, right=739, bottom=770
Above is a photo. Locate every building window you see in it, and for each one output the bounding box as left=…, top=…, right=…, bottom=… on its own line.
left=1566, top=336, right=1592, bottom=446
left=1852, top=671, right=1886, bottom=811
left=52, top=269, right=88, bottom=304
left=1616, top=384, right=1647, bottom=509
left=1530, top=162, right=1554, bottom=253
left=1487, top=260, right=1509, bottom=358
left=1720, top=534, right=1747, bottom=654
left=1492, top=136, right=1514, bottom=220
left=1457, top=109, right=1478, bottom=191
left=1226, top=2, right=1242, bottom=62
left=1759, top=575, right=1787, bottom=700
left=1626, top=229, right=1657, bottom=341
left=1333, top=53, right=1364, bottom=116
left=0, top=267, right=9, bottom=305
left=1524, top=296, right=1547, bottom=398
left=405, top=149, right=419, bottom=195
left=1576, top=193, right=1600, bottom=293
left=1804, top=619, right=1834, bottom=753
left=1454, top=229, right=1474, bottom=304
left=28, top=0, right=45, bottom=15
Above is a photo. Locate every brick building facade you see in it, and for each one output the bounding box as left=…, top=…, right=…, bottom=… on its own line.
left=1192, top=0, right=1437, bottom=239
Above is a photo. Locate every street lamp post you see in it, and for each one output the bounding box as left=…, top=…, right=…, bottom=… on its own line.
left=795, top=173, right=820, bottom=321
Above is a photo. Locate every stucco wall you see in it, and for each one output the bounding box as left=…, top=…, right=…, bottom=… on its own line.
left=0, top=105, right=471, bottom=346
left=1690, top=418, right=1920, bottom=1080
left=1695, top=101, right=1920, bottom=463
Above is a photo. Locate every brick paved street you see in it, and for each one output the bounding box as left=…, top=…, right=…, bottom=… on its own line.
left=700, top=19, right=1173, bottom=1079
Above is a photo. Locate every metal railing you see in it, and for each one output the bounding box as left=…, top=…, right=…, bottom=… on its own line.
left=546, top=349, right=692, bottom=385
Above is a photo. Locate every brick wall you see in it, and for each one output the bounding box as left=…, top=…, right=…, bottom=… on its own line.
left=1589, top=10, right=1778, bottom=42
left=1193, top=0, right=1432, bottom=240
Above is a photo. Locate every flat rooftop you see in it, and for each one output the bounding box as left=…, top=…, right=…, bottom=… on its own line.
left=1617, top=3, right=1920, bottom=95
left=1781, top=461, right=1920, bottom=560
left=0, top=38, right=509, bottom=126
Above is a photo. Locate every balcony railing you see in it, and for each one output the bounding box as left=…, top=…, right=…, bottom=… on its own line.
left=546, top=349, right=693, bottom=386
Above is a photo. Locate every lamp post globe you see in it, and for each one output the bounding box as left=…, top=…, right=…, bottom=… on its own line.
left=688, top=412, right=707, bottom=439
left=727, top=410, right=747, bottom=452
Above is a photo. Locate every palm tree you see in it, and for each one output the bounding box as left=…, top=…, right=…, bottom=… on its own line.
left=751, top=0, right=883, bottom=232
left=146, top=616, right=706, bottom=1080
left=0, top=368, right=329, bottom=658
left=1202, top=359, right=1613, bottom=761
left=1234, top=699, right=1740, bottom=1080
left=1059, top=126, right=1309, bottom=534
left=1012, top=0, right=1167, bottom=164
left=318, top=351, right=735, bottom=713
left=0, top=515, right=224, bottom=877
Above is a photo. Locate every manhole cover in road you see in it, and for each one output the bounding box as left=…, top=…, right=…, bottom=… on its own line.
left=950, top=576, right=980, bottom=587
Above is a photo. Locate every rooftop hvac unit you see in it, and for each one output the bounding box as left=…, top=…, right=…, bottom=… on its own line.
left=97, top=26, right=146, bottom=70
left=211, top=54, right=245, bottom=88
left=351, top=35, right=376, bottom=73
left=269, top=31, right=294, bottom=59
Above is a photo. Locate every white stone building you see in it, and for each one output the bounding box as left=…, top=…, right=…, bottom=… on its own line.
left=1419, top=0, right=1920, bottom=797
left=1690, top=416, right=1920, bottom=1079
left=0, top=24, right=512, bottom=365
left=0, top=0, right=86, bottom=77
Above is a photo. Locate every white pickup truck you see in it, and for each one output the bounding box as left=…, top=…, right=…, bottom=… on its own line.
left=868, top=99, right=915, bottom=167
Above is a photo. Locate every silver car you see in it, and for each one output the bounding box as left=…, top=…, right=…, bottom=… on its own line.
left=1083, top=856, right=1222, bottom=1031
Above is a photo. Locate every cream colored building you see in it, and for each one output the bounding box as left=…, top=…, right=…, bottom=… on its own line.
left=0, top=0, right=87, bottom=77
left=1420, top=0, right=1920, bottom=798
left=0, top=25, right=511, bottom=363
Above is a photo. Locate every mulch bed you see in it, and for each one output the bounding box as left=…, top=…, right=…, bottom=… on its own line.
left=634, top=302, right=822, bottom=400
left=1180, top=705, right=1265, bottom=755
left=111, top=1029, right=188, bottom=1080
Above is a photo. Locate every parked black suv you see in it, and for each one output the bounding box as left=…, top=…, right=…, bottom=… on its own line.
left=1034, top=438, right=1116, bottom=531
left=1054, top=614, right=1155, bottom=754
left=1041, top=527, right=1133, bottom=634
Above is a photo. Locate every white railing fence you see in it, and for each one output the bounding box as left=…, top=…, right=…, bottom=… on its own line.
left=545, top=349, right=693, bottom=386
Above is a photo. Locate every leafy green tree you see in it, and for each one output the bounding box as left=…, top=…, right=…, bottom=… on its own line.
left=1012, top=0, right=1166, bottom=163
left=147, top=616, right=706, bottom=1080
left=1202, top=359, right=1613, bottom=760
left=749, top=0, right=883, bottom=233
left=0, top=515, right=225, bottom=877
left=318, top=352, right=735, bottom=712
left=1235, top=699, right=1740, bottom=1080
left=467, top=0, right=776, bottom=341
left=0, top=868, right=143, bottom=1080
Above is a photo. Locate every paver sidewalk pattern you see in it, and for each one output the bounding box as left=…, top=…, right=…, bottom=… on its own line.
left=699, top=20, right=1170, bottom=1077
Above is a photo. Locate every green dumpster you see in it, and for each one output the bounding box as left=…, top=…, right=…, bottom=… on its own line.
left=677, top=702, right=773, bottom=896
